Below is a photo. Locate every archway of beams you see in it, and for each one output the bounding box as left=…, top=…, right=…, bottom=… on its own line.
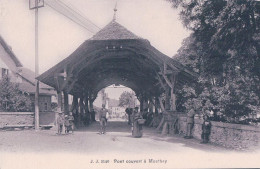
left=37, top=20, right=197, bottom=123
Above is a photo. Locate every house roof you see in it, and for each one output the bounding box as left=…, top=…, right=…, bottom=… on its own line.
left=17, top=67, right=56, bottom=95
left=18, top=82, right=54, bottom=95
left=0, top=35, right=55, bottom=95
left=0, top=36, right=23, bottom=67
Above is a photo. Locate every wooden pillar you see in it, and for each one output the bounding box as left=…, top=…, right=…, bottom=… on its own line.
left=63, top=91, right=69, bottom=115
left=145, top=99, right=149, bottom=111
left=89, top=100, right=93, bottom=111
left=170, top=74, right=176, bottom=112
left=171, top=89, right=176, bottom=111
left=155, top=97, right=159, bottom=114
left=57, top=91, right=62, bottom=112
left=148, top=98, right=153, bottom=113
left=71, top=95, right=78, bottom=113
left=84, top=93, right=89, bottom=114
left=79, top=97, right=84, bottom=116
left=165, top=86, right=171, bottom=111
left=89, top=99, right=95, bottom=122
left=140, top=96, right=144, bottom=112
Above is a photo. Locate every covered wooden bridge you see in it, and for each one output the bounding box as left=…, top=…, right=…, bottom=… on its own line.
left=37, top=20, right=197, bottom=126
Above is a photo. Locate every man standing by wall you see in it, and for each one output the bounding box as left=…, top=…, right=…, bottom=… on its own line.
left=184, top=108, right=195, bottom=139
left=99, top=104, right=108, bottom=134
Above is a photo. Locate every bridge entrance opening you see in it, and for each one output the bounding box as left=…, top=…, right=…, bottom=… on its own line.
left=93, top=85, right=139, bottom=122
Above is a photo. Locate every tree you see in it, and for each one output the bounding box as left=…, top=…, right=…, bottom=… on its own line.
left=170, top=0, right=260, bottom=120
left=0, top=76, right=32, bottom=112
left=170, top=0, right=260, bottom=78
left=119, top=91, right=136, bottom=108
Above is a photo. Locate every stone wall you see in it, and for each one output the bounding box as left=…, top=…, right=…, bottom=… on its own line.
left=0, top=112, right=34, bottom=128
left=173, top=114, right=260, bottom=150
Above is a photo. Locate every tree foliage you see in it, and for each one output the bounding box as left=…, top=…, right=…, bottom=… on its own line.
left=119, top=91, right=136, bottom=108
left=170, top=0, right=260, bottom=120
left=0, top=76, right=32, bottom=112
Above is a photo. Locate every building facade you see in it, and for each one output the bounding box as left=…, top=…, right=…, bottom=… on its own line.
left=0, top=36, right=55, bottom=112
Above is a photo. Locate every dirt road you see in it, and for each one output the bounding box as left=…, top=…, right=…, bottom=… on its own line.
left=0, top=121, right=259, bottom=169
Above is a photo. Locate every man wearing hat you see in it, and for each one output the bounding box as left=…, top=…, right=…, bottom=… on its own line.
left=201, top=113, right=212, bottom=143
left=57, top=111, right=65, bottom=135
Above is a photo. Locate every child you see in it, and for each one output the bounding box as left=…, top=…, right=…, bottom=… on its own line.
left=65, top=114, right=74, bottom=133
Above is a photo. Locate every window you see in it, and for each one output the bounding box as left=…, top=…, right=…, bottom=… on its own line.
left=2, top=68, right=9, bottom=77
left=44, top=103, right=48, bottom=111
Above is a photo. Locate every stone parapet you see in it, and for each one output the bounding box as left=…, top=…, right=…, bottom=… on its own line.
left=173, top=114, right=260, bottom=150
left=0, top=112, right=34, bottom=128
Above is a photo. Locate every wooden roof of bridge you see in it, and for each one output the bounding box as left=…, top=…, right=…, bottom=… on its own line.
left=37, top=21, right=197, bottom=97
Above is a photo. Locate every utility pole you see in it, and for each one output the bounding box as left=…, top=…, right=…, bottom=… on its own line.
left=30, top=0, right=44, bottom=130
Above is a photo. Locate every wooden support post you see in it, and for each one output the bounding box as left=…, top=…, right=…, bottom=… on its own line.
left=78, top=97, right=84, bottom=126
left=63, top=91, right=69, bottom=115
left=148, top=99, right=153, bottom=113
left=89, top=100, right=93, bottom=111
left=165, top=86, right=171, bottom=111
left=84, top=93, right=89, bottom=114
left=71, top=95, right=78, bottom=112
left=159, top=97, right=165, bottom=112
left=170, top=74, right=177, bottom=111
left=156, top=97, right=165, bottom=130
left=79, top=97, right=84, bottom=114
left=57, top=91, right=62, bottom=112
left=89, top=99, right=95, bottom=122
left=155, top=97, right=159, bottom=114
left=140, top=96, right=144, bottom=112
left=143, top=98, right=148, bottom=111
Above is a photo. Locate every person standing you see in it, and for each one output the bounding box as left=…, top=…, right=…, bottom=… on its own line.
left=125, top=108, right=133, bottom=125
left=201, top=114, right=212, bottom=144
left=184, top=108, right=195, bottom=139
left=57, top=111, right=65, bottom=135
left=99, top=104, right=108, bottom=134
left=132, top=107, right=144, bottom=138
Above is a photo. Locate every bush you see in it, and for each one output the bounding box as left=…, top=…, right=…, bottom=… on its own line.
left=0, top=76, right=32, bottom=112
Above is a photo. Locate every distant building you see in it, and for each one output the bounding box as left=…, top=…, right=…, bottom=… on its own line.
left=107, top=98, right=125, bottom=118
left=0, top=36, right=55, bottom=112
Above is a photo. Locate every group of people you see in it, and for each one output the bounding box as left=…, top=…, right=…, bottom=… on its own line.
left=56, top=105, right=212, bottom=143
left=184, top=108, right=212, bottom=144
left=56, top=112, right=75, bottom=135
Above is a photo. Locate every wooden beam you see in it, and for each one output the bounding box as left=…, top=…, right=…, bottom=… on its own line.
left=156, top=74, right=166, bottom=90
left=161, top=73, right=173, bottom=89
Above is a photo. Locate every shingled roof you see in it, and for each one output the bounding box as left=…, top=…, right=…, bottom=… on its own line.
left=90, top=21, right=141, bottom=40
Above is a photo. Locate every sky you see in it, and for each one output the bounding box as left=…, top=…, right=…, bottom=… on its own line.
left=0, top=0, right=190, bottom=99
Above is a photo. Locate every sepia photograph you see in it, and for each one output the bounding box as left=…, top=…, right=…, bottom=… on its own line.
left=0, top=0, right=259, bottom=169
